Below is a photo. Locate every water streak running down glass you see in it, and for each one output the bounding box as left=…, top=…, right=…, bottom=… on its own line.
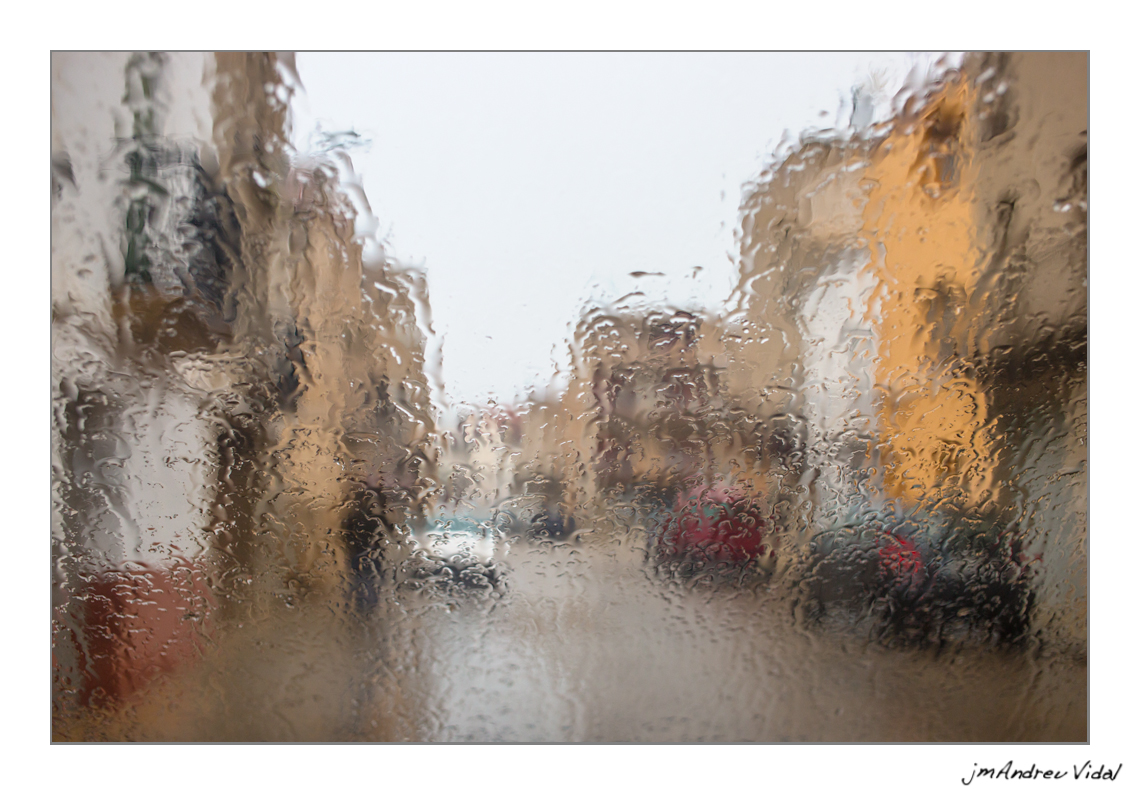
left=51, top=52, right=1087, bottom=741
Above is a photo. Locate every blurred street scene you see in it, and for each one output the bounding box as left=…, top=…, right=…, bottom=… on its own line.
left=51, top=52, right=1086, bottom=741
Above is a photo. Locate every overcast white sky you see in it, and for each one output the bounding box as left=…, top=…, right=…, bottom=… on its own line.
left=291, top=52, right=950, bottom=408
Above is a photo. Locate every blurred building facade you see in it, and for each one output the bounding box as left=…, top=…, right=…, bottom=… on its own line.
left=510, top=52, right=1086, bottom=649
left=719, top=52, right=1085, bottom=646
left=52, top=51, right=440, bottom=720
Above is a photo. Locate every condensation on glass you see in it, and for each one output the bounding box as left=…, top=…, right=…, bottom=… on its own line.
left=51, top=52, right=1087, bottom=741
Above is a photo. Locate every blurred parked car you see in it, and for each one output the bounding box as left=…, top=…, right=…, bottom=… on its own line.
left=644, top=482, right=780, bottom=582
left=801, top=504, right=1036, bottom=646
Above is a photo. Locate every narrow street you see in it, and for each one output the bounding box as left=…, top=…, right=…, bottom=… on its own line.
left=58, top=541, right=1086, bottom=742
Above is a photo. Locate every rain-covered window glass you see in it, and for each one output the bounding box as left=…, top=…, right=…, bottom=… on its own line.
left=52, top=52, right=1087, bottom=741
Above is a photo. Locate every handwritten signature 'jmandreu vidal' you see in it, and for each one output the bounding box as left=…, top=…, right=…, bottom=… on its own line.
left=963, top=762, right=1123, bottom=785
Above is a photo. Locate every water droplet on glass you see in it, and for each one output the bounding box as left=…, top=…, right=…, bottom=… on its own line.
left=52, top=51, right=1086, bottom=742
